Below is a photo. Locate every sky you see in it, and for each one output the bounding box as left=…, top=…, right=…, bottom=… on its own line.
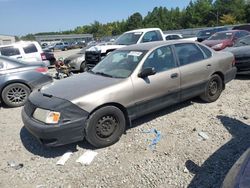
left=0, top=0, right=191, bottom=36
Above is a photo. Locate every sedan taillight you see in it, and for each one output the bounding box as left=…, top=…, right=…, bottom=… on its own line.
left=232, top=58, right=236, bottom=66
left=36, top=67, right=48, bottom=73
left=41, top=53, right=47, bottom=61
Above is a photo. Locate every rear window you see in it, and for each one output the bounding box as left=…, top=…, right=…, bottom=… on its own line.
left=23, top=44, right=38, bottom=54
left=198, top=44, right=212, bottom=58
left=0, top=46, right=20, bottom=56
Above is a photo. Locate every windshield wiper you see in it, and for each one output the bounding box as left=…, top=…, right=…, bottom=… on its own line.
left=94, top=71, right=114, bottom=78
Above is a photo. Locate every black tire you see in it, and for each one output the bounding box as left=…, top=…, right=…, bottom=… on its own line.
left=200, top=74, right=223, bottom=103
left=1, top=83, right=30, bottom=107
left=85, top=106, right=126, bottom=148
left=80, top=62, right=86, bottom=72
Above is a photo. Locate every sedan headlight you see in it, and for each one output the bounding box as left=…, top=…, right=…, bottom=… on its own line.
left=212, top=43, right=224, bottom=49
left=33, top=108, right=61, bottom=124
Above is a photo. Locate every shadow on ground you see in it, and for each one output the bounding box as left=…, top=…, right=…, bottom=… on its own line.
left=186, top=116, right=250, bottom=188
left=20, top=127, right=95, bottom=158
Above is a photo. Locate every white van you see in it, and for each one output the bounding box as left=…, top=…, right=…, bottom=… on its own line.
left=0, top=41, right=49, bottom=66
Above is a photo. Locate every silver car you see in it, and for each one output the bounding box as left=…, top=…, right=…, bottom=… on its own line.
left=22, top=41, right=236, bottom=148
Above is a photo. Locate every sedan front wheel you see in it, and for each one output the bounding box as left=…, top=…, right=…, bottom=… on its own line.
left=85, top=106, right=126, bottom=148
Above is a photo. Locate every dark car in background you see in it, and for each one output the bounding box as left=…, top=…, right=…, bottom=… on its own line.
left=224, top=35, right=250, bottom=73
left=222, top=148, right=250, bottom=188
left=42, top=49, right=56, bottom=66
left=202, top=30, right=250, bottom=51
left=197, top=27, right=228, bottom=42
left=0, top=56, right=52, bottom=107
left=47, top=42, right=69, bottom=51
left=233, top=24, right=250, bottom=32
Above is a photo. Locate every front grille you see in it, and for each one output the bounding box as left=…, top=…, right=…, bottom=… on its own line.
left=24, top=100, right=36, bottom=116
left=85, top=51, right=101, bottom=63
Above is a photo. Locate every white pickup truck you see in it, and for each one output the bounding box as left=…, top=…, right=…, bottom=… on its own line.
left=84, top=28, right=166, bottom=69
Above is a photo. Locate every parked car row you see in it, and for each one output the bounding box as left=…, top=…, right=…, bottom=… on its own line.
left=0, top=41, right=56, bottom=67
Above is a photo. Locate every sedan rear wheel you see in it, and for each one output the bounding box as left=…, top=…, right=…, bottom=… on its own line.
left=1, top=83, right=30, bottom=107
left=85, top=106, right=126, bottom=148
left=200, top=74, right=223, bottom=103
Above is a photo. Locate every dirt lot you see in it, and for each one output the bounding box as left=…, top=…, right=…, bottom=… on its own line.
left=0, top=75, right=250, bottom=188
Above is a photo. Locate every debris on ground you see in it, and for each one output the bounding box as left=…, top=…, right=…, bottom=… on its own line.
left=56, top=151, right=73, bottom=166
left=143, top=128, right=162, bottom=150
left=198, top=132, right=209, bottom=140
left=76, top=150, right=98, bottom=165
left=7, top=161, right=24, bottom=170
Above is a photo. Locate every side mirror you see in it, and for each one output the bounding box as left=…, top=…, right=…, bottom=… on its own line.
left=138, top=67, right=156, bottom=78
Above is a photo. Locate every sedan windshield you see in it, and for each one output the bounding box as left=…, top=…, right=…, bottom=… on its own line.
left=90, top=50, right=146, bottom=78
left=208, top=32, right=233, bottom=40
left=114, top=32, right=143, bottom=45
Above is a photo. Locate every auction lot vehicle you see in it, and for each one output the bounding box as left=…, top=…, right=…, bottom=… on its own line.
left=224, top=35, right=250, bottom=73
left=47, top=42, right=69, bottom=51
left=202, top=30, right=250, bottom=51
left=84, top=28, right=165, bottom=70
left=197, top=27, right=228, bottom=42
left=0, top=56, right=52, bottom=107
left=222, top=148, right=250, bottom=188
left=22, top=41, right=236, bottom=148
left=0, top=41, right=49, bottom=66
left=164, top=34, right=183, bottom=40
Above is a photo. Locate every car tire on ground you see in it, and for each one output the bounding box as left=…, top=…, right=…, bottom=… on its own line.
left=1, top=83, right=31, bottom=107
left=80, top=62, right=86, bottom=72
left=85, top=106, right=126, bottom=148
left=200, top=74, right=223, bottom=103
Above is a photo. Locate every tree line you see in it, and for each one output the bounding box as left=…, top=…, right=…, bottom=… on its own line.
left=21, top=0, right=250, bottom=41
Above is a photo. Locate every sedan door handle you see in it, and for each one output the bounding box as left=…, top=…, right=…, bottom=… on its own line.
left=171, top=73, right=179, bottom=79
left=16, top=56, right=22, bottom=59
left=207, top=64, right=212, bottom=67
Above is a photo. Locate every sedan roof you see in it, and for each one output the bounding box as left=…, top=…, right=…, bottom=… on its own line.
left=117, top=40, right=197, bottom=51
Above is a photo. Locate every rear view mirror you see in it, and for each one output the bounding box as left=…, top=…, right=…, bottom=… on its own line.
left=138, top=67, right=156, bottom=78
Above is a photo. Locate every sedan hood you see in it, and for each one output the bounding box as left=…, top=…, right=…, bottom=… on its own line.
left=40, top=72, right=123, bottom=101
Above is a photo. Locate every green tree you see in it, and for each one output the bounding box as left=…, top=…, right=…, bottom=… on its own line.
left=126, top=12, right=143, bottom=30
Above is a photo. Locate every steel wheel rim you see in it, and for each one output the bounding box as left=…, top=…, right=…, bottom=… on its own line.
left=96, top=115, right=118, bottom=139
left=209, top=79, right=218, bottom=96
left=6, top=86, right=28, bottom=105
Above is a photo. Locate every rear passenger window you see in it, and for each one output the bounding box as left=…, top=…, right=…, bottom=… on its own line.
left=174, top=43, right=205, bottom=66
left=23, top=44, right=38, bottom=54
left=0, top=46, right=20, bottom=56
left=198, top=44, right=212, bottom=58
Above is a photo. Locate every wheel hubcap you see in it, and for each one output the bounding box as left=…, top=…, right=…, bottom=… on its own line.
left=96, top=115, right=118, bottom=138
left=7, top=87, right=27, bottom=104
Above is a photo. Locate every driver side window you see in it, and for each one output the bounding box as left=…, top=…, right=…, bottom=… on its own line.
left=142, top=31, right=161, bottom=43
left=142, top=46, right=176, bottom=73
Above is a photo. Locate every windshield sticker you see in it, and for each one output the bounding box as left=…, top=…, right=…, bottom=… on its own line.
left=128, top=51, right=143, bottom=56
left=134, top=32, right=142, bottom=35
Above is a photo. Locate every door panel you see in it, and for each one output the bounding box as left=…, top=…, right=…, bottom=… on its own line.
left=129, top=45, right=181, bottom=118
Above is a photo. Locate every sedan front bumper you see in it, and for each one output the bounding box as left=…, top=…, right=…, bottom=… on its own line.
left=21, top=91, right=89, bottom=147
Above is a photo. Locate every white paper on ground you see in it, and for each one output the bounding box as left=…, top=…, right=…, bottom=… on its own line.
left=76, top=150, right=98, bottom=165
left=56, top=151, right=73, bottom=166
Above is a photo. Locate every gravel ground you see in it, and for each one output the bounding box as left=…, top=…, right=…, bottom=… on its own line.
left=0, top=75, right=250, bottom=188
